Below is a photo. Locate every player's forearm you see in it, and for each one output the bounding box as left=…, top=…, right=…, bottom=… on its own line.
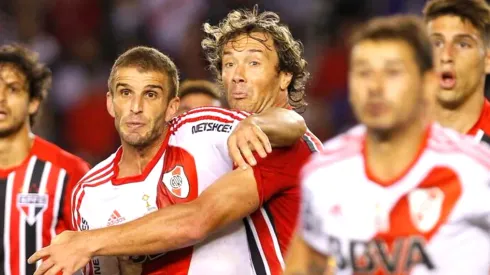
left=86, top=201, right=210, bottom=256
left=285, top=235, right=332, bottom=275
left=252, top=108, right=306, bottom=147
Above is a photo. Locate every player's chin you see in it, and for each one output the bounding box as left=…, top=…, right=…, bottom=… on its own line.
left=229, top=100, right=254, bottom=113
left=0, top=121, right=21, bottom=137
left=436, top=90, right=465, bottom=109
left=122, top=133, right=152, bottom=147
left=363, top=118, right=397, bottom=133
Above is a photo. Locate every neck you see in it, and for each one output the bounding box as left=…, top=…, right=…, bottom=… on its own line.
left=0, top=125, right=34, bottom=169
left=276, top=93, right=289, bottom=109
left=365, top=118, right=427, bottom=183
left=117, top=128, right=168, bottom=178
left=432, top=85, right=485, bottom=134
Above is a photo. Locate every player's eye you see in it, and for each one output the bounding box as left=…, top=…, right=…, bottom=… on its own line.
left=120, top=89, right=131, bottom=96
left=224, top=62, right=234, bottom=68
left=146, top=91, right=157, bottom=98
left=249, top=61, right=260, bottom=66
left=386, top=69, right=402, bottom=77
left=458, top=41, right=471, bottom=49
left=356, top=70, right=371, bottom=78
left=7, top=85, right=20, bottom=93
left=431, top=39, right=443, bottom=48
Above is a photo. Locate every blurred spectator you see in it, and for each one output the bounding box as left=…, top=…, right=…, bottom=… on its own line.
left=0, top=0, right=443, bottom=160
left=177, top=79, right=222, bottom=116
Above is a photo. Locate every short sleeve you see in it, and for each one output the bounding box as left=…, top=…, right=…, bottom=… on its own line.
left=300, top=170, right=329, bottom=255
left=252, top=139, right=312, bottom=205
left=60, top=159, right=89, bottom=231
left=169, top=107, right=249, bottom=161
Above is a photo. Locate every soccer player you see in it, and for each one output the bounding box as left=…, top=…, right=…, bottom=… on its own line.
left=29, top=8, right=321, bottom=275
left=0, top=44, right=90, bottom=275
left=176, top=79, right=222, bottom=115
left=284, top=15, right=490, bottom=275
left=424, top=0, right=490, bottom=142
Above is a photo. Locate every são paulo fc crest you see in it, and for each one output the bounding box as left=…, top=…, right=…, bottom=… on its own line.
left=162, top=166, right=190, bottom=199
left=16, top=193, right=49, bottom=226
left=408, top=187, right=444, bottom=233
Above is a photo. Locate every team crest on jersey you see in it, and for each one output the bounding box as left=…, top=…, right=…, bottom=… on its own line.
left=16, top=193, right=49, bottom=226
left=162, top=166, right=190, bottom=198
left=408, top=187, right=444, bottom=233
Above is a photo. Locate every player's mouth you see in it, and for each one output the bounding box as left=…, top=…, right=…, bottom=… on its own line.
left=231, top=87, right=248, bottom=100
left=364, top=102, right=388, bottom=116
left=0, top=110, right=8, bottom=120
left=126, top=121, right=145, bottom=130
left=440, top=71, right=456, bottom=89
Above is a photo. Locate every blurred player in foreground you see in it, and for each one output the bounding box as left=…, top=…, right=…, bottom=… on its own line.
left=175, top=79, right=222, bottom=116
left=285, top=15, right=490, bottom=275
left=29, top=7, right=322, bottom=272
left=0, top=44, right=89, bottom=275
left=424, top=0, right=490, bottom=142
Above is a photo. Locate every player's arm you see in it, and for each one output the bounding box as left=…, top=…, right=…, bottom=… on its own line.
left=284, top=169, right=335, bottom=275
left=229, top=107, right=306, bottom=168
left=63, top=160, right=90, bottom=231
left=28, top=145, right=302, bottom=275
left=284, top=235, right=334, bottom=275
left=93, top=166, right=260, bottom=255
left=250, top=107, right=306, bottom=147
left=28, top=166, right=265, bottom=275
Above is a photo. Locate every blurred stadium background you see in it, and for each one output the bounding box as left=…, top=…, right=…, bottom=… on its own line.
left=1, top=0, right=485, bottom=165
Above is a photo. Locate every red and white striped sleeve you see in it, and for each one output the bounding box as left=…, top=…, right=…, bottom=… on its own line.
left=169, top=107, right=250, bottom=156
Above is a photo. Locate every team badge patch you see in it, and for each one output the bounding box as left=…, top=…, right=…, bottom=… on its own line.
left=408, top=187, right=444, bottom=233
left=17, top=193, right=49, bottom=226
left=162, top=166, right=190, bottom=198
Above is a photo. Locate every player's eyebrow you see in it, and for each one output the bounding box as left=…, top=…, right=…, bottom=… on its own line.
left=385, top=59, right=404, bottom=67
left=223, top=48, right=265, bottom=56
left=144, top=84, right=164, bottom=91
left=431, top=32, right=478, bottom=43
left=247, top=48, right=264, bottom=54
left=115, top=83, right=132, bottom=89
left=351, top=59, right=369, bottom=67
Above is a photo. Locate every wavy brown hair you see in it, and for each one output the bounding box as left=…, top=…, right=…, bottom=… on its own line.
left=201, top=7, right=309, bottom=112
left=0, top=44, right=52, bottom=125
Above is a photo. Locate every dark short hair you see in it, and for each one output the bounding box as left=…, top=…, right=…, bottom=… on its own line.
left=0, top=44, right=52, bottom=125
left=202, top=7, right=309, bottom=112
left=179, top=80, right=221, bottom=100
left=350, top=15, right=434, bottom=73
left=108, top=46, right=179, bottom=99
left=423, top=0, right=490, bottom=42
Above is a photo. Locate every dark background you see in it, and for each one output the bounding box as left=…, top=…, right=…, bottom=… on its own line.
left=0, top=0, right=487, bottom=164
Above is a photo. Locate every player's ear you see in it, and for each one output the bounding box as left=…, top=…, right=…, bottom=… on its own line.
left=485, top=45, right=490, bottom=74
left=279, top=71, right=293, bottom=91
left=165, top=97, right=180, bottom=122
left=27, top=97, right=41, bottom=116
left=107, top=91, right=115, bottom=118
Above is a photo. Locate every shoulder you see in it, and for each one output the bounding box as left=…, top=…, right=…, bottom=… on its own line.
left=76, top=151, right=117, bottom=186
left=33, top=136, right=90, bottom=176
left=301, top=129, right=324, bottom=153
left=301, top=125, right=364, bottom=178
left=428, top=124, right=490, bottom=170
left=169, top=107, right=250, bottom=133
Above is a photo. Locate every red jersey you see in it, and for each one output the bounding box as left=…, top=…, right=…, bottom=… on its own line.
left=245, top=130, right=322, bottom=274
left=466, top=99, right=490, bottom=143
left=0, top=136, right=89, bottom=275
